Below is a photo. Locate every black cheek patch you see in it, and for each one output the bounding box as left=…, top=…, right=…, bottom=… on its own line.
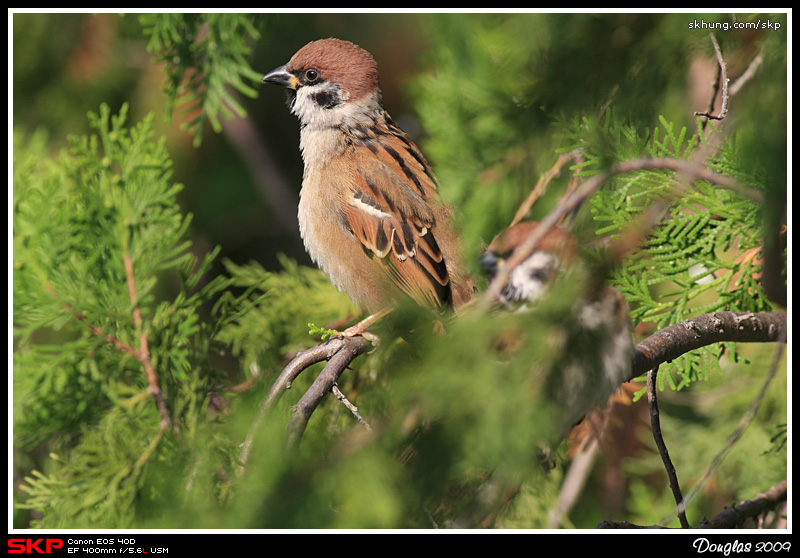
left=312, top=90, right=342, bottom=110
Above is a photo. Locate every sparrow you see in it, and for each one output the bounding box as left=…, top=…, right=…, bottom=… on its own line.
left=262, top=38, right=471, bottom=333
left=481, top=221, right=634, bottom=434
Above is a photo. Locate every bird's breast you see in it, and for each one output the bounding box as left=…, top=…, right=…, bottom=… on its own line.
left=297, top=158, right=392, bottom=311
left=299, top=126, right=350, bottom=169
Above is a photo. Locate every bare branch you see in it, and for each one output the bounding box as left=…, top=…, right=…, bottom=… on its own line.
left=597, top=519, right=669, bottom=529
left=286, top=336, right=372, bottom=447
left=598, top=480, right=787, bottom=529
left=238, top=335, right=372, bottom=468
left=557, top=311, right=785, bottom=529
left=631, top=311, right=787, bottom=379
left=698, top=479, right=787, bottom=529
left=616, top=157, right=763, bottom=203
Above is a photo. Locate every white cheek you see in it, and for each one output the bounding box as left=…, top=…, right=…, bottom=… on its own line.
left=294, top=91, right=382, bottom=169
left=291, top=88, right=336, bottom=126
left=507, top=252, right=558, bottom=304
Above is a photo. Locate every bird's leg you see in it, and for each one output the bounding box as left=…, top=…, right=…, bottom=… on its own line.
left=340, top=308, right=392, bottom=347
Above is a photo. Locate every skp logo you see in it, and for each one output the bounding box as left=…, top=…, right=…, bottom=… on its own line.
left=8, top=539, right=64, bottom=553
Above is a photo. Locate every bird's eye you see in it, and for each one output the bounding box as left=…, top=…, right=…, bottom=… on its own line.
left=305, top=69, right=319, bottom=83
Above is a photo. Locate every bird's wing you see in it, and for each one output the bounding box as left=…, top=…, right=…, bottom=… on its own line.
left=341, top=134, right=452, bottom=309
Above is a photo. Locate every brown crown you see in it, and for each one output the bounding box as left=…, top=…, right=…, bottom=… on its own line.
left=288, top=38, right=380, bottom=102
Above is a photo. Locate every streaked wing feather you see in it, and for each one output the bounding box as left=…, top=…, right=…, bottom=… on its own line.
left=343, top=132, right=451, bottom=308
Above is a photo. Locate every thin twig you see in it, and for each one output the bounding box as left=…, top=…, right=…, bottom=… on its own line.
left=123, top=251, right=171, bottom=430
left=694, top=34, right=729, bottom=121
left=548, top=436, right=600, bottom=528
left=509, top=151, right=579, bottom=227
left=568, top=311, right=785, bottom=528
left=58, top=287, right=171, bottom=431
left=609, top=157, right=762, bottom=202
left=647, top=365, right=691, bottom=528
left=66, top=305, right=141, bottom=355
left=597, top=520, right=669, bottom=529
left=332, top=384, right=372, bottom=431
left=729, top=47, right=765, bottom=96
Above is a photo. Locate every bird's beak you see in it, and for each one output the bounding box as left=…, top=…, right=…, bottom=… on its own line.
left=479, top=250, right=503, bottom=277
left=262, top=64, right=299, bottom=89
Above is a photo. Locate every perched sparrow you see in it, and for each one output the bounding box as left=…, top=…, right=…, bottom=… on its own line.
left=481, top=221, right=634, bottom=433
left=263, top=38, right=471, bottom=329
